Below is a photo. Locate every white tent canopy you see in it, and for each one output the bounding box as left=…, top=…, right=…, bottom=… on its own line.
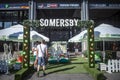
left=0, top=24, right=49, bottom=42
left=68, top=23, right=120, bottom=42
left=68, top=30, right=87, bottom=42
left=95, top=23, right=120, bottom=38
left=0, top=24, right=23, bottom=40
left=17, top=30, right=49, bottom=42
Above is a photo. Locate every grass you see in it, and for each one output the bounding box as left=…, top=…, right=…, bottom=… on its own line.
left=45, top=56, right=89, bottom=74
left=15, top=68, right=28, bottom=80
left=84, top=64, right=106, bottom=80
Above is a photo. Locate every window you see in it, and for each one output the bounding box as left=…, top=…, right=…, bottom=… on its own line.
left=4, top=22, right=12, bottom=28
left=0, top=22, right=2, bottom=28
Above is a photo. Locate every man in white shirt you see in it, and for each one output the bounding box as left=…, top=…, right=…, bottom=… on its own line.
left=36, top=40, right=48, bottom=77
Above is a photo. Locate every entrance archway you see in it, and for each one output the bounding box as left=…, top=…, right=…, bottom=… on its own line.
left=22, top=20, right=95, bottom=68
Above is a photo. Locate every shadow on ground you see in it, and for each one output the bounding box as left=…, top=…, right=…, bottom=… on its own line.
left=24, top=66, right=75, bottom=80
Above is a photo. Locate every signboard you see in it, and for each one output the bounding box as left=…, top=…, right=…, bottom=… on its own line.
left=0, top=3, right=29, bottom=9
left=59, top=3, right=80, bottom=7
left=90, top=3, right=120, bottom=9
left=37, top=3, right=80, bottom=9
left=1, top=3, right=120, bottom=10
left=39, top=18, right=79, bottom=27
left=37, top=3, right=120, bottom=9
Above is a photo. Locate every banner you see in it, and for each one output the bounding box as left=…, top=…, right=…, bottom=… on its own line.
left=39, top=18, right=79, bottom=27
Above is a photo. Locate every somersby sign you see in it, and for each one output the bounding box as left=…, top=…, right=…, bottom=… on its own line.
left=39, top=18, right=79, bottom=27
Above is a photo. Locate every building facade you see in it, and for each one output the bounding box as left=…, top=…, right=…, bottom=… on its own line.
left=0, top=0, right=120, bottom=41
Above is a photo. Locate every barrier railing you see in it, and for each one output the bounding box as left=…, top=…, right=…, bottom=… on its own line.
left=107, top=59, right=120, bottom=73
left=99, top=59, right=120, bottom=73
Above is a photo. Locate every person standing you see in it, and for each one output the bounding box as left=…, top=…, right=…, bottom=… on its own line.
left=74, top=43, right=79, bottom=55
left=32, top=42, right=38, bottom=69
left=36, top=40, right=48, bottom=77
left=112, top=42, right=118, bottom=59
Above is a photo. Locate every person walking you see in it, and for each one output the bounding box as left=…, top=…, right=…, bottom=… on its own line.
left=36, top=40, right=48, bottom=77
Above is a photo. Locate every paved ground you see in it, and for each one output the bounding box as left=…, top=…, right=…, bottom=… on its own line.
left=0, top=52, right=94, bottom=80
left=104, top=73, right=120, bottom=80
left=0, top=74, right=14, bottom=80
left=0, top=73, right=94, bottom=80
left=0, top=52, right=120, bottom=80
left=24, top=72, right=94, bottom=80
left=1, top=72, right=120, bottom=80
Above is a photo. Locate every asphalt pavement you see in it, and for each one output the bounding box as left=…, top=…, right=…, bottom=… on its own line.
left=23, top=72, right=94, bottom=80
left=0, top=72, right=94, bottom=80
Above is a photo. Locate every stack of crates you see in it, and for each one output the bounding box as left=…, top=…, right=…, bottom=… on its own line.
left=0, top=60, right=7, bottom=73
left=13, top=62, right=21, bottom=70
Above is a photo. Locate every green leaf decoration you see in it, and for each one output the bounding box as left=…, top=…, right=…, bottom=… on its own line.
left=77, top=20, right=94, bottom=28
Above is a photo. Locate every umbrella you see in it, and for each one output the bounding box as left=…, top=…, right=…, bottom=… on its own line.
left=68, top=23, right=120, bottom=62
left=68, top=30, right=87, bottom=42
left=0, top=24, right=23, bottom=40
left=68, top=23, right=120, bottom=42
left=8, top=30, right=49, bottom=42
left=0, top=24, right=49, bottom=42
left=9, top=32, right=23, bottom=40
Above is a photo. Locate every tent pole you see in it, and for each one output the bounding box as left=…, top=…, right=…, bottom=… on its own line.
left=18, top=42, right=19, bottom=51
left=103, top=39, right=105, bottom=62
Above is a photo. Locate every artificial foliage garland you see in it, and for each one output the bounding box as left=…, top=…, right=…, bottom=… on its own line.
left=22, top=20, right=32, bottom=27
left=77, top=20, right=95, bottom=68
left=22, top=20, right=30, bottom=68
left=77, top=20, right=94, bottom=28
left=23, top=20, right=40, bottom=27
left=87, top=25, right=95, bottom=68
left=23, top=20, right=94, bottom=28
